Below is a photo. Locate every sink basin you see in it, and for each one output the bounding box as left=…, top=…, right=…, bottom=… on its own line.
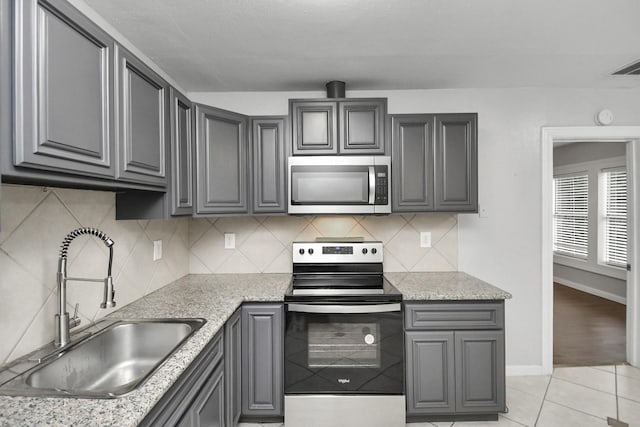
left=0, top=318, right=205, bottom=398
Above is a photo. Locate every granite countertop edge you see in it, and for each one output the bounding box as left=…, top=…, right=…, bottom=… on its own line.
left=0, top=271, right=510, bottom=426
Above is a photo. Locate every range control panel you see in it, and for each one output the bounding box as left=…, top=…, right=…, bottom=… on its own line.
left=292, top=241, right=383, bottom=263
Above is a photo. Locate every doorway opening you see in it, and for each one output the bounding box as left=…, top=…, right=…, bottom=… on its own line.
left=552, top=141, right=628, bottom=366
left=542, top=127, right=640, bottom=374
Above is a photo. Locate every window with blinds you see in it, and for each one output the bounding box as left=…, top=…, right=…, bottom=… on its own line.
left=553, top=174, right=588, bottom=258
left=602, top=169, right=627, bottom=268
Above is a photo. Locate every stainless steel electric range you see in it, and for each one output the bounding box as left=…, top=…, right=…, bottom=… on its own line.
left=284, top=239, right=405, bottom=427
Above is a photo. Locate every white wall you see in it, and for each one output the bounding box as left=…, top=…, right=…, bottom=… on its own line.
left=191, top=87, right=640, bottom=372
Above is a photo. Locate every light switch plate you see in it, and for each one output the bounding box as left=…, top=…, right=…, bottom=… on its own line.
left=224, top=232, right=236, bottom=249
left=420, top=232, right=431, bottom=248
left=153, top=240, right=162, bottom=261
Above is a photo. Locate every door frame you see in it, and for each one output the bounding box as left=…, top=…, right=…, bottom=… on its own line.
left=541, top=126, right=640, bottom=374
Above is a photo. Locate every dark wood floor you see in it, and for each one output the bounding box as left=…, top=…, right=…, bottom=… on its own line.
left=554, top=283, right=626, bottom=366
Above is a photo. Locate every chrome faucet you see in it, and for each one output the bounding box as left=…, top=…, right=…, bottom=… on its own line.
left=55, top=227, right=115, bottom=347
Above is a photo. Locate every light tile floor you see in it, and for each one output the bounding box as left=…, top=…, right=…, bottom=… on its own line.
left=239, top=364, right=640, bottom=427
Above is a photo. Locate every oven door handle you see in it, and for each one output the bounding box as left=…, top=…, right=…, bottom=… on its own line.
left=287, top=303, right=402, bottom=314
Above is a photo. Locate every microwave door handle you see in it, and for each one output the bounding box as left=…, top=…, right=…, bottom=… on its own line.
left=368, top=166, right=375, bottom=204
left=287, top=303, right=401, bottom=314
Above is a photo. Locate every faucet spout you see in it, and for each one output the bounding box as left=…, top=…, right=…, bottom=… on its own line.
left=55, top=227, right=115, bottom=347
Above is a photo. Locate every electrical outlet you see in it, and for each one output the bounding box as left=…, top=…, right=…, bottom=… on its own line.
left=153, top=240, right=162, bottom=261
left=420, top=232, right=431, bottom=248
left=224, top=232, right=236, bottom=249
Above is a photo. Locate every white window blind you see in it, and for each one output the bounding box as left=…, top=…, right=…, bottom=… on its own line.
left=553, top=174, right=588, bottom=258
left=603, top=169, right=627, bottom=268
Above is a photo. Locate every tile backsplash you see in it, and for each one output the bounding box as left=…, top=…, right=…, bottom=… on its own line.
left=0, top=184, right=457, bottom=364
left=189, top=213, right=457, bottom=274
left=0, top=184, right=189, bottom=364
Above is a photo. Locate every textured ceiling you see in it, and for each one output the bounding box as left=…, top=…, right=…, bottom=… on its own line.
left=80, top=0, right=640, bottom=92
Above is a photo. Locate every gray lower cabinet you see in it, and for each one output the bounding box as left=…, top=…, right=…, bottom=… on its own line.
left=177, top=362, right=225, bottom=427
left=139, top=331, right=225, bottom=427
left=13, top=0, right=115, bottom=178
left=195, top=104, right=249, bottom=214
left=241, top=303, right=284, bottom=421
left=115, top=44, right=168, bottom=187
left=392, top=113, right=478, bottom=212
left=251, top=117, right=288, bottom=213
left=290, top=98, right=387, bottom=155
left=405, top=302, right=505, bottom=421
left=225, top=308, right=242, bottom=427
left=169, top=87, right=194, bottom=216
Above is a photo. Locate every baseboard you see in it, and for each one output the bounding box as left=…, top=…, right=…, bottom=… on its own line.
left=506, top=365, right=547, bottom=376
left=554, top=277, right=626, bottom=305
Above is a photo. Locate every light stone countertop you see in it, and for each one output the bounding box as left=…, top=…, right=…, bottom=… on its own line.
left=0, top=274, right=291, bottom=427
left=387, top=271, right=512, bottom=300
left=0, top=271, right=510, bottom=426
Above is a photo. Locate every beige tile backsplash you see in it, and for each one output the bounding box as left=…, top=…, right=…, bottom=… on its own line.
left=0, top=184, right=457, bottom=364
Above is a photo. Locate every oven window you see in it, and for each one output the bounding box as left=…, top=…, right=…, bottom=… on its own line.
left=308, top=322, right=380, bottom=368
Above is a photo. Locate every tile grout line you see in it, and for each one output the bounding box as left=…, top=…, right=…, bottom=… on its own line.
left=533, top=373, right=553, bottom=426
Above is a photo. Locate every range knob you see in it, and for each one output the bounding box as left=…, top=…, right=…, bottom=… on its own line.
left=298, top=248, right=305, bottom=255
left=371, top=248, right=377, bottom=255
left=308, top=248, right=314, bottom=255
left=362, top=248, right=368, bottom=254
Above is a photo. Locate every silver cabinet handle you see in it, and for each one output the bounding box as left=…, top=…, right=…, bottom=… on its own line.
left=287, top=303, right=401, bottom=314
left=368, top=166, right=375, bottom=204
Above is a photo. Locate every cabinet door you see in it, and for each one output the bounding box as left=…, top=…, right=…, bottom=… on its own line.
left=241, top=304, right=284, bottom=419
left=391, top=115, right=435, bottom=211
left=195, top=104, right=248, bottom=214
left=178, top=362, right=225, bottom=427
left=454, top=330, right=505, bottom=413
left=291, top=101, right=337, bottom=154
left=169, top=88, right=193, bottom=216
left=14, top=0, right=115, bottom=178
left=116, top=45, right=167, bottom=186
left=225, top=308, right=242, bottom=427
left=405, top=331, right=455, bottom=415
left=339, top=99, right=386, bottom=154
left=252, top=117, right=287, bottom=213
left=434, top=114, right=478, bottom=212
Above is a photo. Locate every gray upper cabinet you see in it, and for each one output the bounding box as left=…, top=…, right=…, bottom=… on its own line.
left=169, top=88, right=194, bottom=216
left=435, top=114, right=478, bottom=211
left=13, top=0, right=115, bottom=178
left=241, top=304, right=284, bottom=421
left=195, top=104, right=249, bottom=214
left=116, top=45, right=168, bottom=187
left=391, top=113, right=478, bottom=213
left=339, top=99, right=386, bottom=154
left=290, top=98, right=387, bottom=155
left=392, top=114, right=435, bottom=211
left=252, top=117, right=287, bottom=213
left=290, top=100, right=337, bottom=154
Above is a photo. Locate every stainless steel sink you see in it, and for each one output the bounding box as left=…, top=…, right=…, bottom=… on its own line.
left=0, top=318, right=205, bottom=398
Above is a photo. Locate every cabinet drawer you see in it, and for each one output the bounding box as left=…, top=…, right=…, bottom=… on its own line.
left=405, top=302, right=504, bottom=330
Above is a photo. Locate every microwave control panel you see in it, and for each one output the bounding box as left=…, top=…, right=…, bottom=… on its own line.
left=374, top=166, right=389, bottom=205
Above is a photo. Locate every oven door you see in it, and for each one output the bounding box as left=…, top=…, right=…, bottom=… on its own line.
left=284, top=302, right=403, bottom=395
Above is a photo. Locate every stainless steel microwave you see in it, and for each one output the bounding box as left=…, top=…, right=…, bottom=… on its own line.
left=288, top=156, right=391, bottom=214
